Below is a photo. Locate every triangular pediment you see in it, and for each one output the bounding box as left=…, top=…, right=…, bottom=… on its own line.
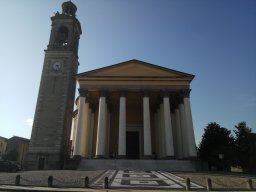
left=77, top=59, right=194, bottom=79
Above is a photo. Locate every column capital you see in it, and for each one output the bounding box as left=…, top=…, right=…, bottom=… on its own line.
left=99, top=90, right=107, bottom=97
left=160, top=90, right=170, bottom=98
left=78, top=88, right=88, bottom=97
left=142, top=90, right=150, bottom=97
left=181, top=89, right=191, bottom=98
left=119, top=90, right=127, bottom=97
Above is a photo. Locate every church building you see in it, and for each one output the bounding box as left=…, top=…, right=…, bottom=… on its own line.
left=25, top=1, right=197, bottom=170
left=72, top=60, right=197, bottom=160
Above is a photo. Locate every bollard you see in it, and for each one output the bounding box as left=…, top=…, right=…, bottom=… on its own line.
left=206, top=178, right=212, bottom=191
left=48, top=176, right=53, bottom=187
left=84, top=176, right=89, bottom=188
left=247, top=179, right=253, bottom=191
left=186, top=178, right=191, bottom=191
left=15, top=175, right=20, bottom=186
left=104, top=177, right=109, bottom=189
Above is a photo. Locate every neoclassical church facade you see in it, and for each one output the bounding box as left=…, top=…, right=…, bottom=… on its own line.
left=25, top=1, right=197, bottom=170
left=71, top=60, right=197, bottom=161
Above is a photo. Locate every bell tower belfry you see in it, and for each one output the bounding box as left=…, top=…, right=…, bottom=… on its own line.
left=25, top=1, right=82, bottom=170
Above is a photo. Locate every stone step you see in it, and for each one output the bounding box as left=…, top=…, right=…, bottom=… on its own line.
left=78, top=159, right=197, bottom=171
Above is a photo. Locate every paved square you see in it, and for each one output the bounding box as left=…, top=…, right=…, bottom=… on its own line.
left=91, top=170, right=204, bottom=189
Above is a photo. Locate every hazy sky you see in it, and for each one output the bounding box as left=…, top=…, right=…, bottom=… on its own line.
left=0, top=0, right=255, bottom=145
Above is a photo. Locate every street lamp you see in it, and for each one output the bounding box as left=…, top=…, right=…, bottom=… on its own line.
left=219, top=153, right=224, bottom=171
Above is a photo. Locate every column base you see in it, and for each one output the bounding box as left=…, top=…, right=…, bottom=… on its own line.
left=143, top=155, right=153, bottom=159
left=117, top=155, right=126, bottom=159
left=94, top=155, right=105, bottom=159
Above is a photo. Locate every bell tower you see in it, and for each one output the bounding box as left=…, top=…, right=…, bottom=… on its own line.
left=25, top=1, right=82, bottom=170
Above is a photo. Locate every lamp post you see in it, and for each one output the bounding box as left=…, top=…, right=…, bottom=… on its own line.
left=219, top=153, right=224, bottom=171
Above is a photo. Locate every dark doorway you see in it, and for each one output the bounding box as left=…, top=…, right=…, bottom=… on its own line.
left=126, top=131, right=140, bottom=159
left=38, top=157, right=45, bottom=170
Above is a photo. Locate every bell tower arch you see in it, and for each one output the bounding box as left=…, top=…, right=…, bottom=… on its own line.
left=25, top=1, right=82, bottom=170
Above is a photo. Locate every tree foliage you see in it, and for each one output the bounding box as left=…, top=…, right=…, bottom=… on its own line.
left=198, top=122, right=235, bottom=170
left=199, top=121, right=256, bottom=173
left=234, top=122, right=256, bottom=173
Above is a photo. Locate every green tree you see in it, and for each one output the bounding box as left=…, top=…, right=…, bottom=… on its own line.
left=234, top=122, right=256, bottom=173
left=2, top=149, right=18, bottom=161
left=198, top=122, right=235, bottom=171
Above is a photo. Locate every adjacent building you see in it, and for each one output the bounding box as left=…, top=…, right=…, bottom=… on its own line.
left=0, top=136, right=7, bottom=160
left=5, top=136, right=30, bottom=164
left=71, top=60, right=197, bottom=160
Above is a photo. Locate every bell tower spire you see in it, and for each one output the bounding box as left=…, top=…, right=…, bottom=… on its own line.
left=25, top=1, right=82, bottom=170
left=62, top=1, right=77, bottom=16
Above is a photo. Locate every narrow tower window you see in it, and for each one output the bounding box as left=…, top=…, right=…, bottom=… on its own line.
left=57, top=27, right=69, bottom=46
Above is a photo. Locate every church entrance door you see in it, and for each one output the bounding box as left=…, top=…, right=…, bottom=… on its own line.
left=38, top=157, right=45, bottom=170
left=126, top=131, right=140, bottom=159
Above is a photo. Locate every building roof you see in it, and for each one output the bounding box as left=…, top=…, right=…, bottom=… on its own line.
left=77, top=59, right=195, bottom=80
left=0, top=136, right=7, bottom=141
left=8, top=136, right=30, bottom=143
left=76, top=59, right=195, bottom=92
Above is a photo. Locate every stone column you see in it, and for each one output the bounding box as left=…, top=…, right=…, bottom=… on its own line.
left=171, top=111, right=177, bottom=157
left=118, top=93, right=126, bottom=158
left=179, top=102, right=189, bottom=158
left=154, top=111, right=159, bottom=158
left=83, top=102, right=91, bottom=158
left=143, top=93, right=152, bottom=157
left=175, top=108, right=183, bottom=159
left=73, top=96, right=89, bottom=157
left=156, top=108, right=161, bottom=158
left=184, top=96, right=197, bottom=157
left=159, top=104, right=165, bottom=158
left=163, top=96, right=175, bottom=158
left=105, top=106, right=110, bottom=158
left=95, top=94, right=107, bottom=158
left=88, top=108, right=94, bottom=158
left=71, top=112, right=78, bottom=156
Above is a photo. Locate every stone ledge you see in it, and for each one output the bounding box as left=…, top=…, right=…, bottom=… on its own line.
left=78, top=159, right=197, bottom=171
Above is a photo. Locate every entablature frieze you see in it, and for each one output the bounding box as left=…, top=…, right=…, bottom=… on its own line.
left=79, top=88, right=191, bottom=98
left=75, top=88, right=192, bottom=116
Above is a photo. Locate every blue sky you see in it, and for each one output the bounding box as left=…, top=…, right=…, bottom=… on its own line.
left=0, top=0, right=255, bottom=145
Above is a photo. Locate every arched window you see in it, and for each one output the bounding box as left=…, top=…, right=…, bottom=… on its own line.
left=57, top=26, right=69, bottom=46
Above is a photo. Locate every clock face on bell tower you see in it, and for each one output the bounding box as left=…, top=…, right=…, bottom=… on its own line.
left=25, top=1, right=82, bottom=170
left=53, top=61, right=61, bottom=71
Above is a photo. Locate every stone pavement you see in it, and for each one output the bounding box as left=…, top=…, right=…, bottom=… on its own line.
left=0, top=170, right=204, bottom=191
left=0, top=170, right=255, bottom=191
left=0, top=184, right=245, bottom=192
left=91, top=170, right=204, bottom=189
